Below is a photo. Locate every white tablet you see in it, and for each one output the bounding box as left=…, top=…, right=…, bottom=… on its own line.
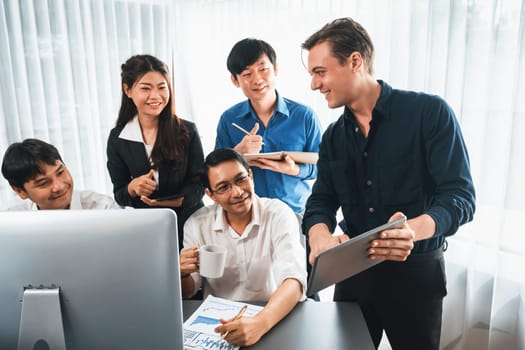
left=306, top=216, right=407, bottom=297
left=243, top=151, right=318, bottom=164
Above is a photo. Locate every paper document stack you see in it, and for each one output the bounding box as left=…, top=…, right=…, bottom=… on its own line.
left=184, top=295, right=263, bottom=350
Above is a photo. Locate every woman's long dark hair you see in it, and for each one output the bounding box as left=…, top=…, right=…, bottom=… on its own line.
left=117, top=54, right=189, bottom=168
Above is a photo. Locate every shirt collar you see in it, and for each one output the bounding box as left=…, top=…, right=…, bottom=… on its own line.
left=211, top=194, right=261, bottom=237
left=29, top=201, right=38, bottom=210
left=373, top=80, right=392, bottom=119
left=212, top=204, right=227, bottom=232
left=235, top=91, right=290, bottom=120
left=343, top=80, right=392, bottom=124
left=69, top=191, right=82, bottom=209
left=118, top=115, right=144, bottom=143
left=29, top=190, right=81, bottom=210
left=274, top=91, right=290, bottom=117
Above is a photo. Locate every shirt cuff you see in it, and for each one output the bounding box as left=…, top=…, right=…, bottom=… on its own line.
left=425, top=206, right=453, bottom=237
left=188, top=272, right=202, bottom=298
left=297, top=163, right=313, bottom=179
left=303, top=214, right=337, bottom=237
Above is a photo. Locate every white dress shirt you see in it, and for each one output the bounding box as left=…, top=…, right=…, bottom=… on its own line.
left=118, top=115, right=159, bottom=183
left=5, top=190, right=122, bottom=210
left=183, top=195, right=307, bottom=301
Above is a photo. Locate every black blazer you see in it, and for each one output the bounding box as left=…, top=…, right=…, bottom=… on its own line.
left=106, top=118, right=205, bottom=244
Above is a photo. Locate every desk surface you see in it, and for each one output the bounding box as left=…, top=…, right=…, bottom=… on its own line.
left=183, top=299, right=374, bottom=350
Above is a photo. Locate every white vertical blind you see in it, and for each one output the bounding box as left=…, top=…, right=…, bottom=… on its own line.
left=0, top=0, right=171, bottom=199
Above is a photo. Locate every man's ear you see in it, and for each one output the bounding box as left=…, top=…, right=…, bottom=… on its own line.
left=11, top=186, right=29, bottom=200
left=231, top=74, right=240, bottom=88
left=349, top=51, right=363, bottom=72
left=273, top=63, right=278, bottom=76
left=205, top=188, right=217, bottom=203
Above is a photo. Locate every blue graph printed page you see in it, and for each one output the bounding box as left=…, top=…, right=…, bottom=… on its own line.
left=184, top=295, right=263, bottom=350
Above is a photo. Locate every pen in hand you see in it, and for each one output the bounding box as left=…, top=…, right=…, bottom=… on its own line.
left=232, top=122, right=265, bottom=146
left=221, top=304, right=248, bottom=339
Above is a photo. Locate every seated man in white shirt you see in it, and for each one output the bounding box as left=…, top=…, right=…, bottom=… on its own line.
left=1, top=138, right=121, bottom=210
left=180, top=148, right=306, bottom=347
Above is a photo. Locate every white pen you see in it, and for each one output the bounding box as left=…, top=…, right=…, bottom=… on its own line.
left=232, top=122, right=264, bottom=146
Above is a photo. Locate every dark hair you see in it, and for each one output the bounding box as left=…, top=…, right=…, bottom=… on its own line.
left=117, top=54, right=188, bottom=167
left=227, top=38, right=276, bottom=77
left=1, top=138, right=64, bottom=189
left=203, top=148, right=249, bottom=189
left=302, top=17, right=375, bottom=75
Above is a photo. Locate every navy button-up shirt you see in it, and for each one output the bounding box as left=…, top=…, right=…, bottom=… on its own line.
left=303, top=81, right=475, bottom=253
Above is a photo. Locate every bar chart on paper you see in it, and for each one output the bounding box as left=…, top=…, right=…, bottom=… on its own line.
left=184, top=331, right=236, bottom=350
left=184, top=295, right=262, bottom=350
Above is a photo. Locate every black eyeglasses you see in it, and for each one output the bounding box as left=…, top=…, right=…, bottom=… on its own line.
left=210, top=173, right=251, bottom=195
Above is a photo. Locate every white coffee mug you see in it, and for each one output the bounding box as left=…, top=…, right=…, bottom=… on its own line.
left=199, top=244, right=227, bottom=278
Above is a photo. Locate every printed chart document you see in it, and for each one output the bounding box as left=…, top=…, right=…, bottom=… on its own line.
left=184, top=295, right=263, bottom=350
left=243, top=151, right=318, bottom=164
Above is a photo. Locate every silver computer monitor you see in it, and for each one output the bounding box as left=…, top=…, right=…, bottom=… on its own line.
left=0, top=208, right=183, bottom=350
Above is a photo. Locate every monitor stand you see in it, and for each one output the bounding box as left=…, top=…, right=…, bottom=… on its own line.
left=18, top=286, right=67, bottom=350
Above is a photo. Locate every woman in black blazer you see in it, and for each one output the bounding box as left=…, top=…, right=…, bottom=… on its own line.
left=107, top=55, right=205, bottom=248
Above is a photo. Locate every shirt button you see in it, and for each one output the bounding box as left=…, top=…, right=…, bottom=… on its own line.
left=363, top=151, right=368, bottom=157
left=354, top=127, right=359, bottom=133
left=368, top=207, right=375, bottom=213
left=366, top=180, right=372, bottom=186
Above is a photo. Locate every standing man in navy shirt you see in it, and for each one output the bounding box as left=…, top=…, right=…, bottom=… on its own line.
left=215, top=38, right=322, bottom=214
left=302, top=18, right=475, bottom=349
